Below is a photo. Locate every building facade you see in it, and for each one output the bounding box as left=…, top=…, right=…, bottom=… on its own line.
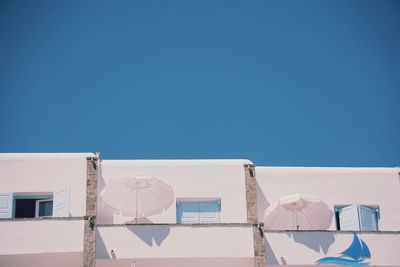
left=0, top=153, right=399, bottom=267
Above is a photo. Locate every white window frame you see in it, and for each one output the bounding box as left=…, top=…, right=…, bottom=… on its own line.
left=35, top=199, right=54, bottom=217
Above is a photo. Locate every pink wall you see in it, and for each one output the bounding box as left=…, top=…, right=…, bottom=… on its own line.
left=97, top=257, right=253, bottom=267
left=256, top=167, right=400, bottom=230
left=0, top=252, right=82, bottom=267
left=98, top=160, right=251, bottom=224
left=96, top=225, right=254, bottom=259
left=0, top=153, right=94, bottom=216
left=265, top=231, right=400, bottom=266
left=0, top=220, right=84, bottom=255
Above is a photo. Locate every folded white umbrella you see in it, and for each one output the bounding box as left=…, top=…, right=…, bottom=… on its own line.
left=264, top=194, right=333, bottom=230
left=102, top=176, right=174, bottom=219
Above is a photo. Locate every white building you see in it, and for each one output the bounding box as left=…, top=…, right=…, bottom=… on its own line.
left=257, top=167, right=400, bottom=267
left=0, top=153, right=93, bottom=267
left=0, top=153, right=399, bottom=267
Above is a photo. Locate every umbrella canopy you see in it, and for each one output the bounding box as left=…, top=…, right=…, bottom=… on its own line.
left=101, top=176, right=174, bottom=218
left=264, top=194, right=333, bottom=230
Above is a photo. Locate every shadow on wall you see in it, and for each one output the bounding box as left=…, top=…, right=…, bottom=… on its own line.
left=127, top=223, right=171, bottom=247
left=96, top=229, right=110, bottom=259
left=97, top=163, right=114, bottom=224
left=95, top=224, right=171, bottom=259
left=264, top=238, right=279, bottom=265
left=286, top=232, right=335, bottom=254
left=256, top=180, right=270, bottom=222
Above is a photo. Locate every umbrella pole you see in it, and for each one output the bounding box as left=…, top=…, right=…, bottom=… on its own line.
left=135, top=190, right=138, bottom=224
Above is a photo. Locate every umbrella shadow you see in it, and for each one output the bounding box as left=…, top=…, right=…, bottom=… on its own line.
left=95, top=228, right=110, bottom=258
left=286, top=231, right=335, bottom=254
left=264, top=236, right=280, bottom=265
left=97, top=161, right=114, bottom=224
left=127, top=220, right=171, bottom=247
left=256, top=180, right=271, bottom=222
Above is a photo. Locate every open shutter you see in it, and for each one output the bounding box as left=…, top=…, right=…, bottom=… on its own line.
left=53, top=187, right=70, bottom=217
left=339, top=205, right=360, bottom=230
left=199, top=200, right=220, bottom=223
left=359, top=205, right=378, bottom=231
left=177, top=201, right=199, bottom=224
left=0, top=192, right=13, bottom=218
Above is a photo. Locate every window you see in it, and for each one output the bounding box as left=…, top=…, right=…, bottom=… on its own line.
left=176, top=199, right=221, bottom=224
left=0, top=187, right=70, bottom=219
left=335, top=205, right=379, bottom=231
left=36, top=199, right=53, bottom=217
left=14, top=195, right=53, bottom=218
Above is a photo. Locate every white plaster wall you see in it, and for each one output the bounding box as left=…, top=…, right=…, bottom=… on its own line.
left=98, top=160, right=251, bottom=223
left=0, top=153, right=94, bottom=216
left=256, top=167, right=400, bottom=230
left=97, top=257, right=254, bottom=267
left=265, top=231, right=400, bottom=266
left=0, top=252, right=83, bottom=267
left=0, top=220, right=84, bottom=255
left=96, top=225, right=254, bottom=258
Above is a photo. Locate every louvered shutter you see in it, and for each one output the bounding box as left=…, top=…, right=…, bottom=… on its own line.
left=359, top=205, right=378, bottom=231
left=0, top=192, right=13, bottom=218
left=339, top=205, right=360, bottom=230
left=53, top=187, right=70, bottom=217
left=177, top=201, right=199, bottom=224
left=199, top=200, right=220, bottom=223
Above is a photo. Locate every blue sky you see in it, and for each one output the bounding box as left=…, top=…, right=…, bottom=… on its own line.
left=1, top=1, right=399, bottom=166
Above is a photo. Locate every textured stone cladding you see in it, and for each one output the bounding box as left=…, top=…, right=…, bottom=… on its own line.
left=244, top=164, right=267, bottom=267
left=84, top=157, right=98, bottom=267
left=244, top=164, right=258, bottom=224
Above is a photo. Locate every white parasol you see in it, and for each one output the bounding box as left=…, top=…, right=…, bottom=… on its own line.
left=264, top=194, right=333, bottom=230
left=101, top=175, right=174, bottom=219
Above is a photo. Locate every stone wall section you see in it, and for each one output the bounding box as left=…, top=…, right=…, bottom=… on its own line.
left=244, top=164, right=266, bottom=267
left=83, top=157, right=98, bottom=267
